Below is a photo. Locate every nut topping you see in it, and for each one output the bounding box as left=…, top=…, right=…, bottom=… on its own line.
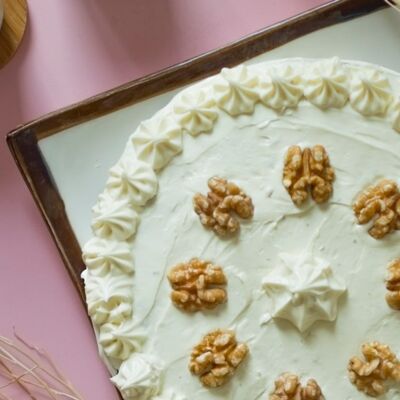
left=167, top=258, right=227, bottom=312
left=348, top=341, right=400, bottom=397
left=193, top=177, right=254, bottom=236
left=283, top=145, right=335, bottom=206
left=189, top=329, right=248, bottom=388
left=386, top=258, right=400, bottom=310
left=269, top=373, right=324, bottom=400
left=353, top=179, right=400, bottom=239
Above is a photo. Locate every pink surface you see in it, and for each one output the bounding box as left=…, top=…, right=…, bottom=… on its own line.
left=0, top=0, right=327, bottom=398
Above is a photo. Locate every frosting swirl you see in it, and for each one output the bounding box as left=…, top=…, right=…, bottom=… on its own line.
left=99, top=320, right=146, bottom=360
left=92, top=193, right=139, bottom=241
left=131, top=117, right=182, bottom=170
left=106, top=158, right=158, bottom=207
left=350, top=68, right=393, bottom=116
left=303, top=58, right=349, bottom=109
left=83, top=272, right=133, bottom=325
left=82, top=237, right=134, bottom=277
left=262, top=252, right=346, bottom=332
left=111, top=353, right=164, bottom=400
left=258, top=65, right=303, bottom=111
left=173, top=89, right=218, bottom=136
left=214, top=65, right=259, bottom=116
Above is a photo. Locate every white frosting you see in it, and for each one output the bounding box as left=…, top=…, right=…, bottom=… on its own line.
left=154, top=390, right=187, bottom=400
left=83, top=272, right=132, bottom=325
left=131, top=117, right=182, bottom=170
left=258, top=65, right=303, bottom=111
left=106, top=158, right=158, bottom=207
left=350, top=68, right=393, bottom=116
left=99, top=320, right=146, bottom=360
left=82, top=237, right=134, bottom=276
left=262, top=252, right=346, bottom=332
left=111, top=353, right=163, bottom=400
left=174, top=90, right=218, bottom=136
left=214, top=65, right=259, bottom=115
left=92, top=193, right=139, bottom=241
left=82, top=58, right=400, bottom=399
left=303, top=57, right=349, bottom=109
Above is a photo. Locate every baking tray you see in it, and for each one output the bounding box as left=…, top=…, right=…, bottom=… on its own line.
left=6, top=0, right=395, bottom=305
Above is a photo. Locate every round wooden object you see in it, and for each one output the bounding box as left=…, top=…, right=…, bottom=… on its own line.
left=0, top=0, right=28, bottom=68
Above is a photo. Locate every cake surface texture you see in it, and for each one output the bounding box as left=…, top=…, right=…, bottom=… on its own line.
left=82, top=58, right=400, bottom=399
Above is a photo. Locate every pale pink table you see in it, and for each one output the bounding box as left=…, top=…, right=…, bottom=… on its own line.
left=0, top=0, right=326, bottom=397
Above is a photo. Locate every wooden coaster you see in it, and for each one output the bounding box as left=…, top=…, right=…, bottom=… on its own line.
left=0, top=0, right=28, bottom=68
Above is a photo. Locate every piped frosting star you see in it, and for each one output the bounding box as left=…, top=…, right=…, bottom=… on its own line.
left=262, top=252, right=346, bottom=332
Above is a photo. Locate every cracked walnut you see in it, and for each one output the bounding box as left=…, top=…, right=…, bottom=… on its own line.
left=193, top=176, right=254, bottom=236
left=269, top=373, right=324, bottom=400
left=282, top=145, right=335, bottom=206
left=348, top=341, right=400, bottom=397
left=386, top=258, right=400, bottom=310
left=353, top=179, right=400, bottom=239
left=189, top=329, right=248, bottom=388
left=167, top=258, right=227, bottom=312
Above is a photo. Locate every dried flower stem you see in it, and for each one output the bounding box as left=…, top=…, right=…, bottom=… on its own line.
left=0, top=345, right=57, bottom=399
left=0, top=334, right=83, bottom=400
left=385, top=0, right=400, bottom=12
left=13, top=332, right=80, bottom=396
left=0, top=359, right=35, bottom=399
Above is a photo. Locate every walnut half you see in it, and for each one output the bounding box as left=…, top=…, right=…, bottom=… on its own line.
left=167, top=258, right=227, bottom=312
left=189, top=329, right=248, bottom=388
left=353, top=179, right=400, bottom=239
left=193, top=176, right=254, bottom=236
left=282, top=145, right=335, bottom=206
left=348, top=341, right=400, bottom=397
left=269, top=373, right=324, bottom=400
left=386, top=259, right=400, bottom=310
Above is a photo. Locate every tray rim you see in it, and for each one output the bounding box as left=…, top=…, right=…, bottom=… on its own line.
left=6, top=0, right=386, bottom=303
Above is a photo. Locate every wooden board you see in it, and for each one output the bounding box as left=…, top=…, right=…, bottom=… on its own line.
left=6, top=0, right=387, bottom=303
left=0, top=0, right=28, bottom=68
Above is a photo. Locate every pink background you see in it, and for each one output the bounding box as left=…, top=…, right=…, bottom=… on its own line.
left=0, top=0, right=327, bottom=398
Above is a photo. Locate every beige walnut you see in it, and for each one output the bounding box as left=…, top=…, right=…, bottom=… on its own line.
left=282, top=145, right=335, bottom=206
left=348, top=341, right=400, bottom=397
left=269, top=373, right=324, bottom=400
left=193, top=176, right=254, bottom=236
left=353, top=179, right=400, bottom=239
left=167, top=258, right=227, bottom=312
left=189, top=329, right=248, bottom=388
left=385, top=259, right=400, bottom=310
